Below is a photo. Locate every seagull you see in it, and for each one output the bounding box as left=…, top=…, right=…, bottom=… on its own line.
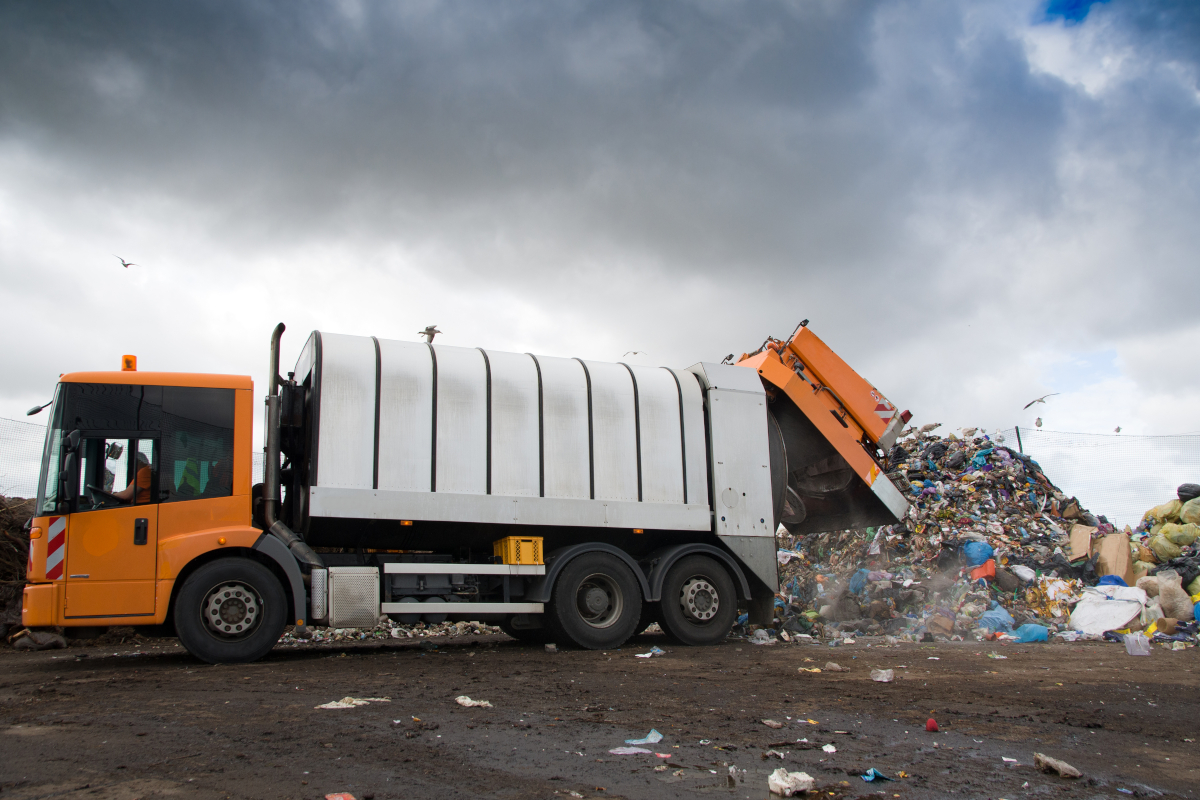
left=114, top=255, right=137, bottom=268
left=1114, top=426, right=1121, bottom=434
left=418, top=325, right=441, bottom=343
left=1035, top=417, right=1043, bottom=428
left=1023, top=393, right=1059, bottom=410
left=622, top=351, right=648, bottom=357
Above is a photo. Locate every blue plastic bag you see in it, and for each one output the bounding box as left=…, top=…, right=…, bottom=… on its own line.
left=1013, top=623, right=1048, bottom=642
left=1097, top=575, right=1128, bottom=587
left=962, top=541, right=995, bottom=566
left=848, top=568, right=870, bottom=595
left=977, top=604, right=1014, bottom=632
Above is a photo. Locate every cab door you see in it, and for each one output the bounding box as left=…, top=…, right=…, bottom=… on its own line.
left=64, top=437, right=159, bottom=619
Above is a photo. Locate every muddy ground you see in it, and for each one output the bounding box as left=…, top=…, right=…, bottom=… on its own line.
left=1, top=631, right=1197, bottom=800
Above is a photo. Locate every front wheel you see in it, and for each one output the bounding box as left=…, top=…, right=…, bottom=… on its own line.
left=545, top=552, right=642, bottom=650
left=658, top=555, right=737, bottom=646
left=174, top=557, right=287, bottom=664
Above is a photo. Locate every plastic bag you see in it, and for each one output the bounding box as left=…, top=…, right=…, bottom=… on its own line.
left=1160, top=522, right=1200, bottom=546
left=1155, top=569, right=1195, bottom=621
left=1187, top=574, right=1200, bottom=596
left=1149, top=534, right=1182, bottom=563
left=1014, top=623, right=1048, bottom=642
left=1181, top=497, right=1200, bottom=525
left=1142, top=499, right=1182, bottom=526
left=962, top=541, right=994, bottom=566
left=768, top=768, right=815, bottom=796
left=1012, top=565, right=1036, bottom=582
left=1136, top=576, right=1159, bottom=597
left=977, top=604, right=1014, bottom=632
left=1124, top=631, right=1152, bottom=656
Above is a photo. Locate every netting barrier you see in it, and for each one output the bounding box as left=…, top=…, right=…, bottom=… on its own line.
left=0, top=417, right=265, bottom=500
left=992, top=426, right=1200, bottom=529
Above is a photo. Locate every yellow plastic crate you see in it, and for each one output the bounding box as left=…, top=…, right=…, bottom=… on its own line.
left=493, top=536, right=543, bottom=565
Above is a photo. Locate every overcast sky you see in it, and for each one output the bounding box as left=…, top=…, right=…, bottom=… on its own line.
left=2, top=0, right=1198, bottom=451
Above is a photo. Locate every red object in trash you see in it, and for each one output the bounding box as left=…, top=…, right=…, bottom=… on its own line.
left=326, top=794, right=357, bottom=800
left=926, top=718, right=939, bottom=732
left=970, top=559, right=996, bottom=582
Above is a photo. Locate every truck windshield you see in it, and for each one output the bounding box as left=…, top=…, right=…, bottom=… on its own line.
left=35, top=386, right=66, bottom=515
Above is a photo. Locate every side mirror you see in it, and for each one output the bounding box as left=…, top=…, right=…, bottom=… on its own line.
left=62, top=430, right=81, bottom=453
left=59, top=451, right=77, bottom=498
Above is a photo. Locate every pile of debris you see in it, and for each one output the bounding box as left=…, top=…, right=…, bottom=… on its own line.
left=0, top=496, right=35, bottom=639
left=766, top=425, right=1199, bottom=647
left=278, top=617, right=504, bottom=646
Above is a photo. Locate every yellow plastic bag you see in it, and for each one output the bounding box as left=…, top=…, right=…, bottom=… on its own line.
left=1181, top=497, right=1200, bottom=525
left=1142, top=499, right=1182, bottom=526
left=1149, top=534, right=1183, bottom=562
left=1161, top=522, right=1200, bottom=546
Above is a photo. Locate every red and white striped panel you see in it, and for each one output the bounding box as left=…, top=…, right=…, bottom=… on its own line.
left=45, top=516, right=66, bottom=581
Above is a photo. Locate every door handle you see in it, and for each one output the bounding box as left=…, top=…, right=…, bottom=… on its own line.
left=134, top=518, right=148, bottom=546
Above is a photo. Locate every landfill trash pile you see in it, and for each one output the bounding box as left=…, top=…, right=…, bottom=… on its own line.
left=764, top=425, right=1200, bottom=648
left=277, top=617, right=504, bottom=646
left=0, top=496, right=35, bottom=639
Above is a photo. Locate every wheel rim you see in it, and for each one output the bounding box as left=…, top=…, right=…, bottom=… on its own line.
left=575, top=573, right=623, bottom=629
left=679, top=576, right=719, bottom=622
left=202, top=581, right=263, bottom=639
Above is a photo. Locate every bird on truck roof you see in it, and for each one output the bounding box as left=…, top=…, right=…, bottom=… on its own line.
left=114, top=255, right=137, bottom=268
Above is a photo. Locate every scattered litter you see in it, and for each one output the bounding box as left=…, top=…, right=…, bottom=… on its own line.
left=625, top=729, right=663, bottom=745
left=762, top=719, right=784, bottom=729
left=325, top=793, right=356, bottom=800
left=635, top=646, right=666, bottom=658
left=862, top=768, right=894, bottom=782
left=926, top=718, right=939, bottom=732
left=545, top=643, right=558, bottom=653
left=1002, top=757, right=1019, bottom=764
left=822, top=744, right=837, bottom=754
left=1124, top=632, right=1152, bottom=656
left=10, top=630, right=67, bottom=651
left=749, top=629, right=776, bottom=645
left=870, top=668, right=894, bottom=683
left=1034, top=753, right=1082, bottom=779
left=823, top=662, right=848, bottom=672
left=768, top=768, right=815, bottom=796
left=608, top=746, right=652, bottom=755
left=454, top=696, right=493, bottom=708
left=987, top=652, right=1007, bottom=659
left=763, top=750, right=786, bottom=760
left=797, top=667, right=821, bottom=673
left=314, top=697, right=390, bottom=709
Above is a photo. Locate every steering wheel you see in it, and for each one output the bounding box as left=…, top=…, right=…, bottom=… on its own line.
left=85, top=484, right=125, bottom=509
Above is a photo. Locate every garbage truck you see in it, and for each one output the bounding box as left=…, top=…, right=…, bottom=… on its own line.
left=22, top=321, right=910, bottom=663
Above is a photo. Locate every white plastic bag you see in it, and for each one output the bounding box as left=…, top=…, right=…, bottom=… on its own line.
left=768, top=768, right=815, bottom=796
left=1124, top=632, right=1151, bottom=656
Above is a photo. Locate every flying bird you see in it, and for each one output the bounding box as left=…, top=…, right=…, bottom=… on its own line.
left=622, top=351, right=648, bottom=357
left=418, top=325, right=441, bottom=343
left=1114, top=426, right=1121, bottom=434
left=1023, top=393, right=1060, bottom=410
left=114, top=255, right=137, bottom=268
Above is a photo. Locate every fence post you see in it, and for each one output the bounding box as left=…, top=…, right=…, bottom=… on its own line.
left=1015, top=426, right=1023, bottom=454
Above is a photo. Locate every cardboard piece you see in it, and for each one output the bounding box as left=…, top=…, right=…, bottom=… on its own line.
left=1095, top=532, right=1135, bottom=587
left=1068, top=524, right=1096, bottom=562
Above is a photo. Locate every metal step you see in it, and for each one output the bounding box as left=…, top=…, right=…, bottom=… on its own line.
left=380, top=602, right=543, bottom=614
left=381, top=563, right=545, bottom=576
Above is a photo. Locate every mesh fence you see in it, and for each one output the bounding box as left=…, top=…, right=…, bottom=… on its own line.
left=993, top=426, right=1200, bottom=529
left=0, top=417, right=265, bottom=500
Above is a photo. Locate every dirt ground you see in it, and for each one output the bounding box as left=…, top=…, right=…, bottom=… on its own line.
left=1, top=631, right=1197, bottom=800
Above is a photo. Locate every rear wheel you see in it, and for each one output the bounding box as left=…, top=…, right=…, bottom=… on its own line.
left=545, top=552, right=641, bottom=650
left=658, top=555, right=737, bottom=646
left=175, top=557, right=287, bottom=664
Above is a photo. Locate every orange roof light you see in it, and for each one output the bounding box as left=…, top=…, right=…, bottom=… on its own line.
left=121, top=355, right=137, bottom=372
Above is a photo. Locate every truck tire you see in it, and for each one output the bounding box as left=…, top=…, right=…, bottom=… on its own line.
left=544, top=552, right=642, bottom=650
left=174, top=557, right=288, bottom=664
left=658, top=555, right=737, bottom=646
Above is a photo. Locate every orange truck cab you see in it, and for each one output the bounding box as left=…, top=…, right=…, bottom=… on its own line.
left=22, top=370, right=307, bottom=661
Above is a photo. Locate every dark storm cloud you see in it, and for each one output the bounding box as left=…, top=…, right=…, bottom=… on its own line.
left=1, top=0, right=1199, bottom=435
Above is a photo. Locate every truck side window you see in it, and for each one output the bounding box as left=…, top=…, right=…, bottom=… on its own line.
left=158, top=387, right=235, bottom=503
left=75, top=437, right=159, bottom=511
